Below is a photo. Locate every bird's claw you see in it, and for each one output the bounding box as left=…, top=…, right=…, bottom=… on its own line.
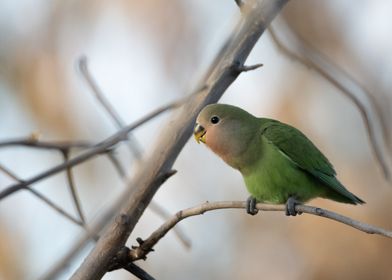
left=246, top=196, right=259, bottom=215
left=285, top=197, right=302, bottom=216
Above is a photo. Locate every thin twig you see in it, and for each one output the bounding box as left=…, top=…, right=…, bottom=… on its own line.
left=106, top=152, right=127, bottom=178
left=39, top=202, right=123, bottom=280
left=148, top=201, right=191, bottom=249
left=78, top=56, right=143, bottom=161
left=0, top=163, right=83, bottom=226
left=0, top=139, right=93, bottom=150
left=107, top=247, right=156, bottom=280
left=234, top=63, right=263, bottom=73
left=78, top=56, right=126, bottom=130
left=62, top=150, right=86, bottom=225
left=0, top=98, right=186, bottom=201
left=29, top=188, right=84, bottom=226
left=122, top=263, right=155, bottom=280
left=129, top=201, right=392, bottom=261
left=0, top=163, right=24, bottom=182
left=268, top=23, right=390, bottom=180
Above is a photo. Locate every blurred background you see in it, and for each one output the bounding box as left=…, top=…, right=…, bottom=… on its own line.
left=1, top=0, right=392, bottom=279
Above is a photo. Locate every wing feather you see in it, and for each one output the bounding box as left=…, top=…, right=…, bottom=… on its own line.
left=261, top=120, right=335, bottom=176
left=260, top=119, right=363, bottom=203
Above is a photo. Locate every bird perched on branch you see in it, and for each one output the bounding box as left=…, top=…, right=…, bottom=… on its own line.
left=194, top=104, right=364, bottom=216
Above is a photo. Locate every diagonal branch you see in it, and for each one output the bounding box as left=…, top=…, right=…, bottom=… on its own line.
left=70, top=1, right=289, bottom=279
left=148, top=200, right=191, bottom=249
left=106, top=150, right=191, bottom=249
left=0, top=162, right=83, bottom=226
left=121, top=262, right=155, bottom=280
left=108, top=247, right=156, bottom=280
left=78, top=56, right=127, bottom=130
left=268, top=23, right=391, bottom=180
left=0, top=98, right=186, bottom=200
left=127, top=201, right=392, bottom=262
left=106, top=152, right=127, bottom=178
left=62, top=150, right=86, bottom=225
left=78, top=56, right=143, bottom=161
left=0, top=139, right=92, bottom=150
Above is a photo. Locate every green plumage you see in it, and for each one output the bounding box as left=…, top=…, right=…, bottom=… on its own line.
left=195, top=104, right=364, bottom=205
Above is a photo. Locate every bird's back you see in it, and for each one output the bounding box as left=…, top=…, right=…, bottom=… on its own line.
left=247, top=118, right=365, bottom=204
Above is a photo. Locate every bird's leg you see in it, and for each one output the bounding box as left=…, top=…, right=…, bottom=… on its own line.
left=246, top=196, right=259, bottom=215
left=285, top=196, right=302, bottom=216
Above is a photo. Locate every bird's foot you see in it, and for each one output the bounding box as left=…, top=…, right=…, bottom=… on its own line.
left=285, top=197, right=302, bottom=216
left=246, top=196, right=259, bottom=215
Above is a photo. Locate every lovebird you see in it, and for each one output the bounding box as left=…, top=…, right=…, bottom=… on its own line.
left=193, top=104, right=364, bottom=216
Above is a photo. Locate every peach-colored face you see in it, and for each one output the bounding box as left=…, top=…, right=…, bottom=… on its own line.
left=194, top=106, right=242, bottom=163
left=194, top=111, right=222, bottom=149
left=193, top=104, right=259, bottom=169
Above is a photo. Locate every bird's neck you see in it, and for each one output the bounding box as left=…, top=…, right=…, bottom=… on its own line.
left=210, top=126, right=261, bottom=172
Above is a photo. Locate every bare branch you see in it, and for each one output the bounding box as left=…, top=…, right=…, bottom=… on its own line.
left=108, top=247, right=156, bottom=280
left=234, top=62, right=263, bottom=73
left=70, top=1, right=289, bottom=279
left=106, top=152, right=127, bottom=178
left=78, top=56, right=126, bottom=130
left=0, top=162, right=83, bottom=226
left=0, top=98, right=185, bottom=200
left=62, top=150, right=86, bottom=225
left=148, top=201, right=191, bottom=249
left=128, top=201, right=392, bottom=261
left=78, top=56, right=143, bottom=161
left=39, top=205, right=123, bottom=280
left=122, top=263, right=155, bottom=280
left=0, top=162, right=23, bottom=182
left=268, top=23, right=391, bottom=180
left=105, top=150, right=191, bottom=249
left=0, top=139, right=92, bottom=150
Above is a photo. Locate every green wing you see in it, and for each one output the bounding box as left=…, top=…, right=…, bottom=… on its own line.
left=260, top=119, right=364, bottom=204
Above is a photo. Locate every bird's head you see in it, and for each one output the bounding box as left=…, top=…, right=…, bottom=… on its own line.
left=194, top=104, right=259, bottom=168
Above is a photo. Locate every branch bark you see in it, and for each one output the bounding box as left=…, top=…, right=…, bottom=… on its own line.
left=70, top=1, right=289, bottom=279
left=128, top=201, right=392, bottom=262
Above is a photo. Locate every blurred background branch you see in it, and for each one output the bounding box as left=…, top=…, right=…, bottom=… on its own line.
left=0, top=162, right=84, bottom=226
left=78, top=56, right=143, bottom=161
left=1, top=0, right=392, bottom=279
left=269, top=19, right=392, bottom=180
left=0, top=97, right=186, bottom=200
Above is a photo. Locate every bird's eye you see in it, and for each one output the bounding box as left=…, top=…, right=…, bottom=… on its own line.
left=210, top=116, right=220, bottom=124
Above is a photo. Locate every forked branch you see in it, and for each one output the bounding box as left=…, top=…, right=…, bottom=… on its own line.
left=0, top=98, right=187, bottom=200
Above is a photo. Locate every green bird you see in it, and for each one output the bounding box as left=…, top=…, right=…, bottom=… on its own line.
left=193, top=104, right=364, bottom=216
